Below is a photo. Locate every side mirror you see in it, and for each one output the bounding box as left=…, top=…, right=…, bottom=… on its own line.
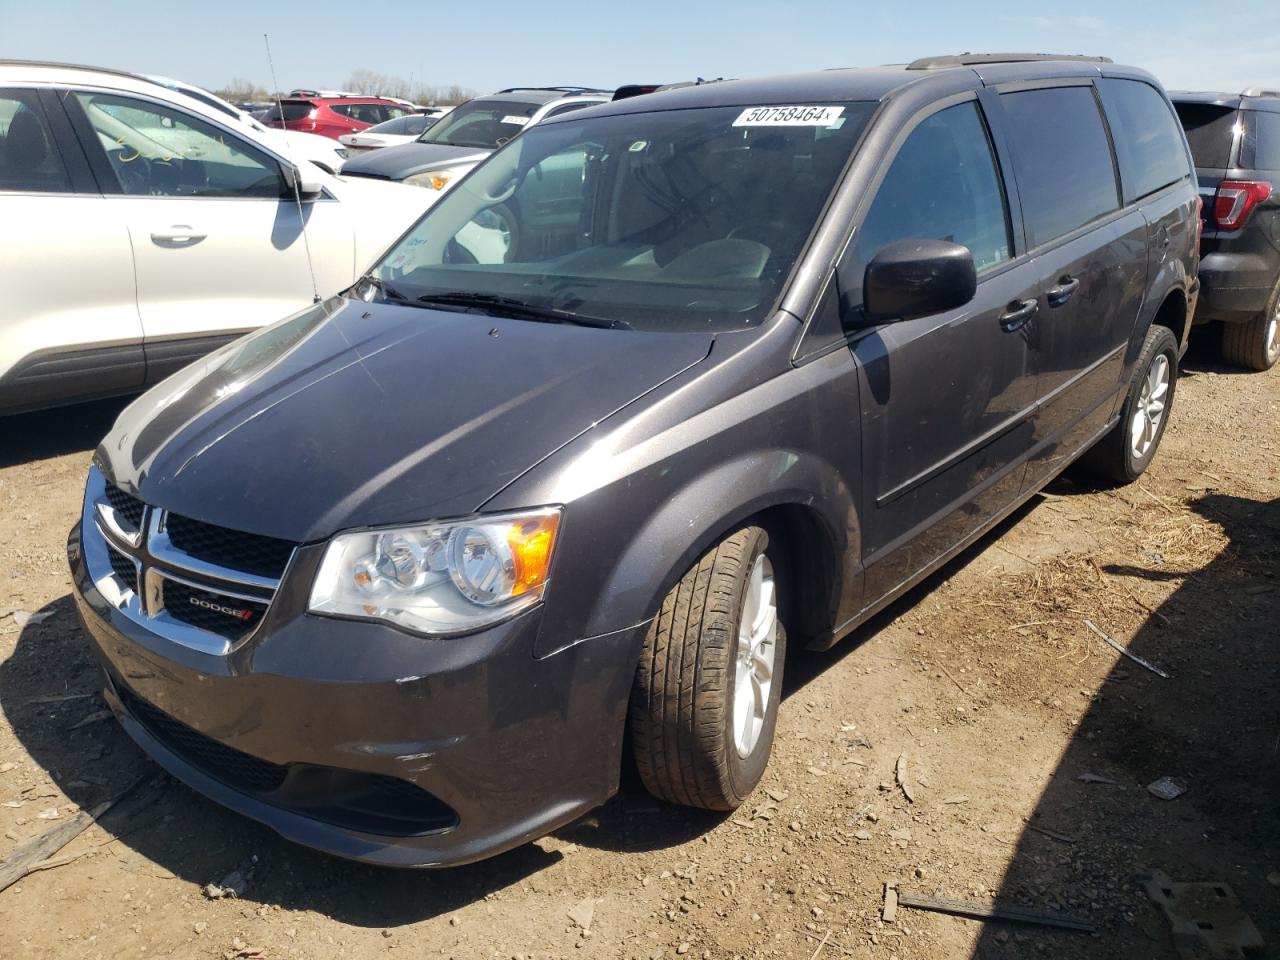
left=863, top=239, right=977, bottom=324
left=281, top=162, right=324, bottom=202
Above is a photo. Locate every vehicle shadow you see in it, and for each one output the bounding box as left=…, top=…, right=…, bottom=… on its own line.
left=0, top=482, right=1074, bottom=928
left=965, top=492, right=1280, bottom=958
left=0, top=397, right=132, bottom=468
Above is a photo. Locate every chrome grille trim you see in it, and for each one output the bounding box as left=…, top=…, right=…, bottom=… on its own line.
left=82, top=466, right=291, bottom=655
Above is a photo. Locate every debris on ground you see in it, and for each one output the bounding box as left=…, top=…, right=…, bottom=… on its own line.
left=895, top=752, right=916, bottom=803
left=223, top=935, right=265, bottom=959
left=896, top=891, right=1095, bottom=932
left=1083, top=619, right=1171, bottom=678
left=882, top=882, right=899, bottom=922
left=11, top=611, right=53, bottom=628
left=69, top=710, right=113, bottom=730
left=1076, top=773, right=1119, bottom=785
left=202, top=855, right=258, bottom=900
left=0, top=796, right=116, bottom=893
left=1147, top=776, right=1188, bottom=801
left=567, top=896, right=597, bottom=932
left=1139, top=869, right=1265, bottom=960
left=1028, top=825, right=1076, bottom=844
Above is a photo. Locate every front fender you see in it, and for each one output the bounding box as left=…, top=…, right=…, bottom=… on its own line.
left=486, top=336, right=864, bottom=660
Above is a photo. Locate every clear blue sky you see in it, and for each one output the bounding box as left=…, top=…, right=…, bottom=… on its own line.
left=3, top=0, right=1277, bottom=96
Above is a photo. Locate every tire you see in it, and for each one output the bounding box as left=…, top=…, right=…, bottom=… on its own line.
left=629, top=526, right=785, bottom=811
left=1221, top=282, right=1280, bottom=371
left=1077, top=324, right=1178, bottom=485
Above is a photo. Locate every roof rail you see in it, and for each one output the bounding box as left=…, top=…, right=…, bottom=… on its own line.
left=906, top=52, right=1113, bottom=70
left=493, top=86, right=611, bottom=95
left=1242, top=86, right=1280, bottom=98
left=0, top=58, right=155, bottom=84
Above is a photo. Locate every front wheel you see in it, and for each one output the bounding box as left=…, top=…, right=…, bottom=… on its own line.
left=1077, top=324, right=1178, bottom=484
left=629, top=526, right=785, bottom=811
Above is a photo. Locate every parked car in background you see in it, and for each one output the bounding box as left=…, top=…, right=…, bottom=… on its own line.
left=70, top=54, right=1197, bottom=867
left=339, top=87, right=608, bottom=192
left=0, top=61, right=435, bottom=414
left=1172, top=89, right=1280, bottom=369
left=339, top=113, right=438, bottom=152
left=148, top=76, right=348, bottom=173
left=263, top=94, right=411, bottom=141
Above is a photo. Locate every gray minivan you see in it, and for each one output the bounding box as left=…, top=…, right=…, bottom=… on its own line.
left=70, top=54, right=1198, bottom=866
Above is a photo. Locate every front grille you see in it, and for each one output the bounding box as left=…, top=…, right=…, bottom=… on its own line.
left=165, top=513, right=295, bottom=579
left=105, top=483, right=145, bottom=529
left=121, top=686, right=288, bottom=793
left=163, top=579, right=266, bottom=641
left=107, top=545, right=137, bottom=590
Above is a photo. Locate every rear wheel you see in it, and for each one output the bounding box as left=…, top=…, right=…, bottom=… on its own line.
left=629, top=526, right=784, bottom=810
left=1221, top=283, right=1280, bottom=371
left=1077, top=324, right=1178, bottom=484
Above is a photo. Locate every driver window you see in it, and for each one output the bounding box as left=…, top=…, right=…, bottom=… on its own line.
left=846, top=101, right=1011, bottom=304
left=73, top=92, right=286, bottom=198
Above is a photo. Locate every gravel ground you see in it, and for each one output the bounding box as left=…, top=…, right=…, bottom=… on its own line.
left=0, top=338, right=1276, bottom=960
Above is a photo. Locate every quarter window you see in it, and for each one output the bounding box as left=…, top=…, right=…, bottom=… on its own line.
left=0, top=90, right=73, bottom=193
left=1242, top=110, right=1280, bottom=171
left=850, top=100, right=1011, bottom=292
left=1097, top=79, right=1191, bottom=202
left=1001, top=86, right=1119, bottom=247
left=73, top=92, right=285, bottom=198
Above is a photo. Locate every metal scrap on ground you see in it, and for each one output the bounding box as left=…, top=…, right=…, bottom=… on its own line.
left=1140, top=869, right=1265, bottom=959
left=895, top=892, right=1095, bottom=932
left=1083, top=619, right=1171, bottom=678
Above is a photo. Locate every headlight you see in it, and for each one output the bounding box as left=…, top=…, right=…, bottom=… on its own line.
left=308, top=508, right=562, bottom=635
left=405, top=166, right=462, bottom=190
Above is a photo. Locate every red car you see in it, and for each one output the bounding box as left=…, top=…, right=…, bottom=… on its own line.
left=263, top=96, right=412, bottom=141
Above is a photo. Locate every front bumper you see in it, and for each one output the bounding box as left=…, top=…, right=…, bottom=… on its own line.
left=1194, top=250, right=1278, bottom=324
left=68, top=514, right=642, bottom=867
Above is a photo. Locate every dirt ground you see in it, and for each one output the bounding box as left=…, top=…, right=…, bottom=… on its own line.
left=0, top=337, right=1277, bottom=960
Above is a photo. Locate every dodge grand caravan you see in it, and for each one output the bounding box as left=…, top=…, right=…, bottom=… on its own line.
left=70, top=54, right=1198, bottom=866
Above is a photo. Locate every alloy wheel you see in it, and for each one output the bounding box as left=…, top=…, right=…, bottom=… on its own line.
left=733, top=554, right=777, bottom=759
left=1130, top=353, right=1170, bottom=460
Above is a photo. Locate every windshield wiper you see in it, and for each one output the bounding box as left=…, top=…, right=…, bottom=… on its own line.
left=415, top=292, right=631, bottom=330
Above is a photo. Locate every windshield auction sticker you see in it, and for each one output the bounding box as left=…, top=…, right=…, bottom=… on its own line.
left=501, top=115, right=531, bottom=126
left=733, top=105, right=845, bottom=127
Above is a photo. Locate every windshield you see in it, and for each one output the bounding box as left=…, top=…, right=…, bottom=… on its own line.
left=415, top=99, right=541, bottom=149
left=372, top=102, right=874, bottom=332
left=368, top=114, right=435, bottom=136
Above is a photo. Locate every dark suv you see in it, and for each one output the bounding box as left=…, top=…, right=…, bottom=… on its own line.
left=70, top=54, right=1197, bottom=867
left=1172, top=89, right=1280, bottom=369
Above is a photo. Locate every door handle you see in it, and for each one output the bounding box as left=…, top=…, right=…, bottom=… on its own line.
left=1046, top=276, right=1080, bottom=307
left=999, top=298, right=1038, bottom=332
left=150, top=225, right=206, bottom=245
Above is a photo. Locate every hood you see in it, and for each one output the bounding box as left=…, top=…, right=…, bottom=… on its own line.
left=338, top=141, right=490, bottom=180
left=98, top=299, right=712, bottom=543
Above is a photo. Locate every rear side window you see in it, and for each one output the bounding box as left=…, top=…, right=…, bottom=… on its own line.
left=0, top=89, right=73, bottom=193
left=851, top=101, right=1011, bottom=283
left=1173, top=102, right=1237, bottom=168
left=1097, top=79, right=1191, bottom=202
left=1242, top=110, right=1280, bottom=171
left=1001, top=86, right=1119, bottom=247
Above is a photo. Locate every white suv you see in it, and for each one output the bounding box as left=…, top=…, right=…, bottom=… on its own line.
left=0, top=61, right=435, bottom=414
